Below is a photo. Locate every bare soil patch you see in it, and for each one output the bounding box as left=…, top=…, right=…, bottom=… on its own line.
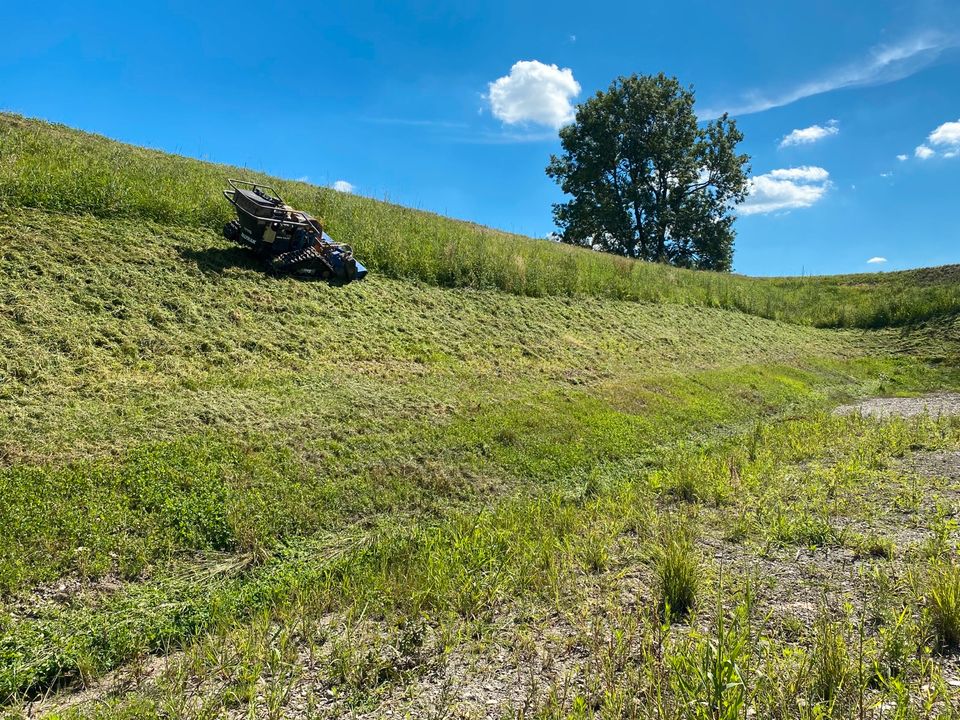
left=834, top=393, right=960, bottom=419
left=900, top=450, right=960, bottom=482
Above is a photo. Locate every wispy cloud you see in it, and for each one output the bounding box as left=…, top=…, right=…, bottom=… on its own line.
left=362, top=117, right=469, bottom=129
left=460, top=130, right=559, bottom=145
left=701, top=33, right=958, bottom=118
left=867, top=256, right=888, bottom=264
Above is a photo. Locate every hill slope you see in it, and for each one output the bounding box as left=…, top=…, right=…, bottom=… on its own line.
left=0, top=115, right=958, bottom=716
left=2, top=112, right=959, bottom=328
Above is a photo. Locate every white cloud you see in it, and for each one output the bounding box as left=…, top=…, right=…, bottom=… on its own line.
left=295, top=175, right=310, bottom=183
left=867, top=257, right=888, bottom=264
left=880, top=171, right=893, bottom=178
left=927, top=119, right=960, bottom=158
left=332, top=180, right=355, bottom=193
left=900, top=119, right=960, bottom=161
left=740, top=166, right=831, bottom=215
left=487, top=60, right=581, bottom=129
left=896, top=154, right=908, bottom=161
left=929, top=119, right=960, bottom=147
left=701, top=33, right=958, bottom=118
left=779, top=121, right=839, bottom=148
left=767, top=166, right=830, bottom=182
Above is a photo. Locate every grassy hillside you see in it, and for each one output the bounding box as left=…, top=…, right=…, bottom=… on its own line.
left=2, top=112, right=958, bottom=328
left=0, top=114, right=959, bottom=717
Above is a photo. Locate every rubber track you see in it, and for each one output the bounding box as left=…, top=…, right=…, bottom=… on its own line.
left=271, top=244, right=332, bottom=275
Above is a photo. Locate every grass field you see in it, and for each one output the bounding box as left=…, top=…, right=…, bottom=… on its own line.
left=2, top=112, right=960, bottom=329
left=0, top=114, right=959, bottom=718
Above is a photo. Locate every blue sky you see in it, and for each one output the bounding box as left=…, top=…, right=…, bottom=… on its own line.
left=3, top=1, right=959, bottom=276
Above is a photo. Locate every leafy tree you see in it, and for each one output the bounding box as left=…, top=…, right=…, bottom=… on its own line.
left=546, top=73, right=750, bottom=271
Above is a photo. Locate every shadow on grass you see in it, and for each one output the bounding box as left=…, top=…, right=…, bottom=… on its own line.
left=178, top=245, right=261, bottom=275
left=177, top=245, right=364, bottom=286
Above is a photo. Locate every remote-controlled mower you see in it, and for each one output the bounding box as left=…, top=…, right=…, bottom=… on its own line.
left=222, top=179, right=367, bottom=281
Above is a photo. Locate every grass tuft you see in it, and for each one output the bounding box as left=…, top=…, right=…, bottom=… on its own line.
left=654, top=521, right=701, bottom=619
left=923, top=561, right=960, bottom=650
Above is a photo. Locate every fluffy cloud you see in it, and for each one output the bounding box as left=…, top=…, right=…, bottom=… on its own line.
left=740, top=166, right=831, bottom=215
left=896, top=154, right=908, bottom=161
left=929, top=119, right=960, bottom=147
left=778, top=121, right=839, bottom=148
left=902, top=120, right=960, bottom=161
left=332, top=180, right=355, bottom=193
left=928, top=119, right=960, bottom=158
left=488, top=60, right=581, bottom=129
left=867, top=256, right=888, bottom=264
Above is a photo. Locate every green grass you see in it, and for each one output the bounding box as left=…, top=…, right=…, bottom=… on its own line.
left=655, top=522, right=701, bottom=618
left=11, top=409, right=960, bottom=718
left=922, top=561, right=960, bottom=650
left=2, top=358, right=958, bottom=704
left=2, top=112, right=959, bottom=328
left=1, top=112, right=959, bottom=716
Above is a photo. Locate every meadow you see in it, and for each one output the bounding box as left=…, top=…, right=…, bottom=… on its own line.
left=0, top=113, right=958, bottom=718
left=2, top=112, right=959, bottom=329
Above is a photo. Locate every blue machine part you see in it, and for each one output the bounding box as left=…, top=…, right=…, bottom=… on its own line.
left=320, top=231, right=368, bottom=281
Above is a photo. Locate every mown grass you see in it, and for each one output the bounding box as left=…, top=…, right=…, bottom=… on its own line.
left=2, top=111, right=960, bottom=717
left=1, top=112, right=958, bottom=328
left=4, top=207, right=900, bottom=464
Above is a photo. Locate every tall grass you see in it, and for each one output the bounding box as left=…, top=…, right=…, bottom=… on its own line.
left=1, top=113, right=958, bottom=328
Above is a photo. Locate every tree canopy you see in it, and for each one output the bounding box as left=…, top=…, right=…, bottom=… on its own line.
left=546, top=73, right=750, bottom=271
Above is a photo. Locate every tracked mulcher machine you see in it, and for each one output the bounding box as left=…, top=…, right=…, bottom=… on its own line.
left=222, top=179, right=367, bottom=281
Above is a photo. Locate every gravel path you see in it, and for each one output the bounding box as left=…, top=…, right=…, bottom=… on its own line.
left=834, top=392, right=960, bottom=419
